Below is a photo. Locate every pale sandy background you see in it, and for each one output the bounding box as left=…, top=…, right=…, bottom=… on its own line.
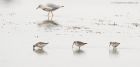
left=0, top=0, right=140, bottom=67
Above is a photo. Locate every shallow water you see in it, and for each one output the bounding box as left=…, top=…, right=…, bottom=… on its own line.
left=0, top=0, right=140, bottom=67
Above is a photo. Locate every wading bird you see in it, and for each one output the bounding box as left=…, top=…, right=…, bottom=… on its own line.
left=33, top=42, right=48, bottom=50
left=36, top=3, right=64, bottom=20
left=72, top=41, right=87, bottom=49
left=109, top=42, right=120, bottom=48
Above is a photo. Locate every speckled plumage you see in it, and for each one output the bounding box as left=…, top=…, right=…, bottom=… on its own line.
left=72, top=41, right=87, bottom=49
left=109, top=42, right=120, bottom=48
left=33, top=42, right=48, bottom=50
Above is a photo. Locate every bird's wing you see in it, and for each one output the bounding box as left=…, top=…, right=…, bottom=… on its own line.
left=43, top=7, right=53, bottom=10
left=47, top=3, right=60, bottom=8
left=77, top=41, right=83, bottom=43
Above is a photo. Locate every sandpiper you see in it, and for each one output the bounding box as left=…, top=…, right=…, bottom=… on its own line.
left=33, top=42, right=48, bottom=50
left=109, top=41, right=120, bottom=48
left=36, top=3, right=64, bottom=20
left=72, top=41, right=87, bottom=49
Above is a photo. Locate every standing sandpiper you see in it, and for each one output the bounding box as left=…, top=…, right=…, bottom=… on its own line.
left=109, top=41, right=120, bottom=48
left=33, top=42, right=48, bottom=50
left=72, top=41, right=87, bottom=49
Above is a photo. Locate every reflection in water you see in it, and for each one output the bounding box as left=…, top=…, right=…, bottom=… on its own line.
left=73, top=48, right=85, bottom=56
left=33, top=49, right=47, bottom=55
left=38, top=20, right=59, bottom=29
left=0, top=0, right=15, bottom=4
left=109, top=48, right=119, bottom=57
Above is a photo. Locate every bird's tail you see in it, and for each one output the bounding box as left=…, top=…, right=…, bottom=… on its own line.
left=61, top=6, right=64, bottom=7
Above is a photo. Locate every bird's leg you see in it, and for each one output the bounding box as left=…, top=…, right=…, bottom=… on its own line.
left=79, top=47, right=80, bottom=49
left=48, top=11, right=52, bottom=20
left=48, top=12, right=50, bottom=20
left=51, top=11, right=53, bottom=20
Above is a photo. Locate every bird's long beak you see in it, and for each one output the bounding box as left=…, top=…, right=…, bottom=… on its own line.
left=36, top=7, right=39, bottom=9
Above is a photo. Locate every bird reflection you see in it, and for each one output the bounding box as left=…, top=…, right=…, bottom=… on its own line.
left=73, top=49, right=85, bottom=56
left=109, top=48, right=119, bottom=57
left=33, top=49, right=47, bottom=55
left=38, top=20, right=59, bottom=29
left=1, top=0, right=14, bottom=4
